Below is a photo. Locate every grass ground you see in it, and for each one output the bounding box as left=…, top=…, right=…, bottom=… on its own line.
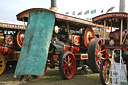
left=0, top=67, right=102, bottom=85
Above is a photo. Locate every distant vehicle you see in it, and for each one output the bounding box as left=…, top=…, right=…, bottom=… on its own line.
left=0, top=21, right=25, bottom=75
left=92, top=12, right=128, bottom=85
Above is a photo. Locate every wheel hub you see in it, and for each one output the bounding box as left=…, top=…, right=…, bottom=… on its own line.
left=97, top=52, right=103, bottom=58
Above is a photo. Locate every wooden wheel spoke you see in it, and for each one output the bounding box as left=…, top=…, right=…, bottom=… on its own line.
left=63, top=63, right=68, bottom=67
left=68, top=56, right=69, bottom=61
left=69, top=68, right=72, bottom=73
left=69, top=58, right=71, bottom=62
left=96, top=60, right=101, bottom=68
left=66, top=69, right=70, bottom=76
left=64, top=60, right=67, bottom=63
left=103, top=70, right=107, bottom=75
left=68, top=56, right=71, bottom=62
left=97, top=44, right=100, bottom=50
left=101, top=57, right=105, bottom=60
left=105, top=75, right=109, bottom=83
left=103, top=66, right=105, bottom=71
left=64, top=67, right=72, bottom=77
left=63, top=66, right=68, bottom=70
left=99, top=43, right=102, bottom=47
left=0, top=63, right=4, bottom=66
left=70, top=62, right=72, bottom=65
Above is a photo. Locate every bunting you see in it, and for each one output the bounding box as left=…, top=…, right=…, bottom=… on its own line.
left=72, top=11, right=75, bottom=15
left=91, top=9, right=96, bottom=14
left=65, top=12, right=69, bottom=14
left=77, top=11, right=82, bottom=15
left=101, top=10, right=103, bottom=13
left=106, top=6, right=115, bottom=13
left=84, top=10, right=89, bottom=15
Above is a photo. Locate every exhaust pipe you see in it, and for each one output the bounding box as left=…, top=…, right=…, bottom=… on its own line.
left=50, top=0, right=58, bottom=11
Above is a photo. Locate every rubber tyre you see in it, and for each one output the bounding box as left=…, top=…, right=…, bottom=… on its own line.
left=100, top=59, right=111, bottom=85
left=59, top=51, right=76, bottom=80
left=88, top=38, right=104, bottom=73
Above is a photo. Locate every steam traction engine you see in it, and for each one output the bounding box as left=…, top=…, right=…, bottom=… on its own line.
left=91, top=12, right=128, bottom=85
left=14, top=8, right=109, bottom=80
left=0, top=21, right=25, bottom=75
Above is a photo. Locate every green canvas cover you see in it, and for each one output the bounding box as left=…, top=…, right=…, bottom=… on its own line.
left=14, top=10, right=55, bottom=76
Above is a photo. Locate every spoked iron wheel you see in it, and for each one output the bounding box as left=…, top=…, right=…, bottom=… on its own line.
left=59, top=51, right=76, bottom=80
left=100, top=59, right=111, bottom=85
left=0, top=54, right=6, bottom=76
left=88, top=38, right=106, bottom=73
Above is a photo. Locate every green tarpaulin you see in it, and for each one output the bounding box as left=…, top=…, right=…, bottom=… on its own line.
left=14, top=10, right=55, bottom=76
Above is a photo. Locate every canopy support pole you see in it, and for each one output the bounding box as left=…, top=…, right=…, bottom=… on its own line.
left=111, top=20, right=112, bottom=32
left=120, top=19, right=123, bottom=45
left=103, top=20, right=106, bottom=44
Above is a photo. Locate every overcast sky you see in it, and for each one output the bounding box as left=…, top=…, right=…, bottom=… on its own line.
left=0, top=0, right=128, bottom=24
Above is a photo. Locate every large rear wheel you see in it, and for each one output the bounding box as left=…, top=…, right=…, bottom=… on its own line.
left=59, top=51, right=76, bottom=80
left=17, top=30, right=25, bottom=48
left=88, top=38, right=106, bottom=72
left=83, top=27, right=95, bottom=47
left=100, top=59, right=111, bottom=85
left=0, top=54, right=6, bottom=76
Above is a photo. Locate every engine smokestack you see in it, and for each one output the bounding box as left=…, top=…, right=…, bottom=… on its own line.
left=50, top=0, right=58, bottom=11
left=119, top=0, right=126, bottom=12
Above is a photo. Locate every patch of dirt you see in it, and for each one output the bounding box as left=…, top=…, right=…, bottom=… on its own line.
left=0, top=67, right=102, bottom=85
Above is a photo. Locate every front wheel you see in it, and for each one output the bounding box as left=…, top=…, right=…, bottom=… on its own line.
left=100, top=59, right=111, bottom=85
left=59, top=51, right=76, bottom=80
left=0, top=54, right=6, bottom=76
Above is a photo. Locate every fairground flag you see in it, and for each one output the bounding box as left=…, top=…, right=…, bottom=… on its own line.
left=106, top=6, right=115, bottom=13
left=101, top=10, right=103, bottom=13
left=84, top=10, right=89, bottom=15
left=78, top=11, right=82, bottom=15
left=65, top=12, right=69, bottom=14
left=91, top=9, right=96, bottom=14
left=72, top=11, right=75, bottom=15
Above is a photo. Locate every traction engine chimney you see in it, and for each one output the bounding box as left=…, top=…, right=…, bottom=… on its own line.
left=119, top=0, right=126, bottom=12
left=50, top=0, right=58, bottom=11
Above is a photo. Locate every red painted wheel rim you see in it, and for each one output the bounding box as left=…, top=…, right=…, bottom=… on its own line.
left=63, top=53, right=76, bottom=79
left=84, top=27, right=94, bottom=47
left=95, top=39, right=105, bottom=70
left=17, top=31, right=25, bottom=48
